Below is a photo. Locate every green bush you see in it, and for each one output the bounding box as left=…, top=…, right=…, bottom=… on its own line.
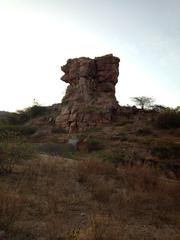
left=102, top=148, right=133, bottom=166
left=101, top=147, right=146, bottom=167
left=0, top=143, right=35, bottom=174
left=155, top=110, right=180, bottom=129
left=87, top=138, right=104, bottom=152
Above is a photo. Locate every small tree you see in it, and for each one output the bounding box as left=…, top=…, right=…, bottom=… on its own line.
left=131, top=96, right=155, bottom=110
left=151, top=104, right=167, bottom=112
left=175, top=106, right=180, bottom=112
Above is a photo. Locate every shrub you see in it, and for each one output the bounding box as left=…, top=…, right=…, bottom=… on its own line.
left=22, top=105, right=49, bottom=119
left=4, top=112, right=28, bottom=125
left=51, top=127, right=67, bottom=134
left=102, top=147, right=147, bottom=167
left=61, top=99, right=69, bottom=106
left=20, top=126, right=37, bottom=135
left=0, top=105, right=48, bottom=125
left=87, top=138, right=104, bottom=152
left=36, top=143, right=74, bottom=157
left=151, top=141, right=180, bottom=159
left=155, top=110, right=180, bottom=129
left=0, top=143, right=35, bottom=174
left=77, top=159, right=116, bottom=203
left=4, top=105, right=49, bottom=125
left=136, top=127, right=153, bottom=136
left=152, top=104, right=167, bottom=112
left=117, top=165, right=159, bottom=192
left=77, top=159, right=116, bottom=183
left=102, top=149, right=133, bottom=166
left=0, top=125, right=36, bottom=140
left=111, top=132, right=128, bottom=141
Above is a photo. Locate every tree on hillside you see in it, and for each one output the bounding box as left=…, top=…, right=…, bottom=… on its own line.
left=151, top=104, right=167, bottom=112
left=175, top=106, right=180, bottom=112
left=131, top=96, right=155, bottom=110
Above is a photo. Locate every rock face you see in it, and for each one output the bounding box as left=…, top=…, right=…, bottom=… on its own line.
left=56, top=54, right=120, bottom=133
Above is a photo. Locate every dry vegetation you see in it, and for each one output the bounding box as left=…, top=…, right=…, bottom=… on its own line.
left=0, top=106, right=180, bottom=239
left=0, top=155, right=180, bottom=240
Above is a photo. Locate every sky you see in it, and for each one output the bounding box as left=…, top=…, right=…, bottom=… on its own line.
left=0, top=0, right=179, bottom=111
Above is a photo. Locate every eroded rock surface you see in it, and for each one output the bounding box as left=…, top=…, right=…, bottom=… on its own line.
left=56, top=54, right=120, bottom=133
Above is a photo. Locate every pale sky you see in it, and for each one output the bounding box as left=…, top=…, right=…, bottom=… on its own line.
left=0, top=0, right=179, bottom=111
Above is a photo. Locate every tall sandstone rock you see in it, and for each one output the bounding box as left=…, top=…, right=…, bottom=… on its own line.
left=56, top=54, right=120, bottom=133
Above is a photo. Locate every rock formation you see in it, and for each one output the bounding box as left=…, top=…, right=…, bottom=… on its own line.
left=56, top=54, right=120, bottom=133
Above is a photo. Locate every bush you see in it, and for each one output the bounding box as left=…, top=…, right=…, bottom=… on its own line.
left=110, top=132, right=128, bottom=141
left=0, top=125, right=36, bottom=140
left=151, top=141, right=180, bottom=159
left=77, top=159, right=116, bottom=203
left=3, top=105, right=49, bottom=125
left=77, top=159, right=116, bottom=183
left=51, top=127, right=67, bottom=134
left=61, top=99, right=69, bottom=106
left=87, top=138, right=104, bottom=152
left=0, top=143, right=35, bottom=174
left=24, top=105, right=49, bottom=118
left=36, top=143, right=74, bottom=157
left=151, top=104, right=167, bottom=112
left=16, top=105, right=49, bottom=122
left=136, top=127, right=153, bottom=136
left=3, top=112, right=28, bottom=125
left=155, top=110, right=180, bottom=129
left=101, top=147, right=146, bottom=167
left=102, top=148, right=133, bottom=166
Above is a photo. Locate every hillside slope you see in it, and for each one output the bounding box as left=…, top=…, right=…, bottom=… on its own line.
left=0, top=105, right=180, bottom=239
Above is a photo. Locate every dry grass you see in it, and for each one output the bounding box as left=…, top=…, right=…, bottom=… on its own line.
left=76, top=159, right=180, bottom=239
left=0, top=192, right=23, bottom=230
left=76, top=214, right=121, bottom=240
left=0, top=155, right=180, bottom=239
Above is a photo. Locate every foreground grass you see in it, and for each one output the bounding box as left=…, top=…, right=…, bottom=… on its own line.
left=0, top=155, right=180, bottom=240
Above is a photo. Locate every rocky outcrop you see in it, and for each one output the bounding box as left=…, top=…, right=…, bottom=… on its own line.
left=56, top=54, right=120, bottom=133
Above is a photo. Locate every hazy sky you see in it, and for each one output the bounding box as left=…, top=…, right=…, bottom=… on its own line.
left=0, top=0, right=179, bottom=111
